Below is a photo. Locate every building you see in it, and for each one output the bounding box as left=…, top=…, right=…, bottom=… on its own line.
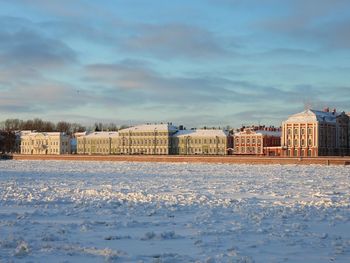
left=281, top=109, right=349, bottom=157
left=172, top=129, right=228, bottom=155
left=234, top=126, right=281, bottom=155
left=71, top=132, right=90, bottom=154
left=20, top=132, right=71, bottom=155
left=77, top=132, right=119, bottom=155
left=77, top=124, right=178, bottom=155
left=118, top=124, right=178, bottom=155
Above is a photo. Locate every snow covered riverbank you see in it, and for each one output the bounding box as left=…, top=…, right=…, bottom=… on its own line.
left=0, top=160, right=349, bottom=262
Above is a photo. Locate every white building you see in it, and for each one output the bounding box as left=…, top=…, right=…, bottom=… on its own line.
left=172, top=129, right=228, bottom=155
left=118, top=124, right=178, bottom=155
left=77, top=131, right=119, bottom=155
left=21, top=132, right=71, bottom=155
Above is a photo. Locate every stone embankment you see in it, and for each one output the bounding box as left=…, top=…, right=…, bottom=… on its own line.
left=11, top=154, right=350, bottom=165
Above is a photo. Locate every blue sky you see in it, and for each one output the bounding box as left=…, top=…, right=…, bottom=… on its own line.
left=0, top=0, right=349, bottom=128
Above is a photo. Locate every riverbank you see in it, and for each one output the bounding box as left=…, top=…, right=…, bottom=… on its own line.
left=10, top=154, right=350, bottom=165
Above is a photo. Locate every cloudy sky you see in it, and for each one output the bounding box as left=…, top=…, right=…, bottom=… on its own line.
left=0, top=0, right=349, bottom=127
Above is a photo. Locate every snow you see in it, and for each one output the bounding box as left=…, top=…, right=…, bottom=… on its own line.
left=119, top=124, right=178, bottom=133
left=0, top=160, right=349, bottom=262
left=284, top=109, right=340, bottom=123
left=174, top=129, right=228, bottom=137
left=235, top=129, right=281, bottom=137
left=84, top=132, right=119, bottom=138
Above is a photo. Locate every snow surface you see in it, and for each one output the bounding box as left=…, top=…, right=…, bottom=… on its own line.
left=0, top=160, right=349, bottom=263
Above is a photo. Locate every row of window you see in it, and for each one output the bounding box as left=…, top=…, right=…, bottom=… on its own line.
left=287, top=149, right=313, bottom=157
left=179, top=148, right=225, bottom=154
left=81, top=139, right=169, bottom=146
left=80, top=147, right=169, bottom=154
left=21, top=148, right=61, bottom=154
left=235, top=138, right=262, bottom=144
left=235, top=147, right=262, bottom=153
left=287, top=128, right=314, bottom=135
left=22, top=141, right=68, bottom=146
left=119, top=132, right=169, bottom=137
left=287, top=139, right=313, bottom=146
left=179, top=138, right=225, bottom=144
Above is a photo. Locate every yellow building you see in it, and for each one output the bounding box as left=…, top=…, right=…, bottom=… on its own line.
left=118, top=124, right=178, bottom=155
left=172, top=129, right=228, bottom=155
left=282, top=109, right=349, bottom=157
left=77, top=132, right=119, bottom=155
left=20, top=132, right=70, bottom=155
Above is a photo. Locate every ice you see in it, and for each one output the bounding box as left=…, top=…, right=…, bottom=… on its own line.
left=0, top=160, right=349, bottom=262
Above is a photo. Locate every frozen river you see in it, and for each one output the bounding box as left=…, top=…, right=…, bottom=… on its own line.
left=0, top=160, right=349, bottom=262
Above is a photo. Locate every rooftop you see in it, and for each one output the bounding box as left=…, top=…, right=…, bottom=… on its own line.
left=284, top=109, right=340, bottom=124
left=84, top=131, right=119, bottom=138
left=118, top=123, right=178, bottom=133
left=174, top=129, right=228, bottom=137
left=235, top=129, right=281, bottom=137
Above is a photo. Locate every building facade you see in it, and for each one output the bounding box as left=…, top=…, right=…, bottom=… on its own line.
left=77, top=124, right=178, bottom=155
left=234, top=127, right=281, bottom=155
left=117, top=124, right=178, bottom=155
left=172, top=129, right=228, bottom=155
left=20, top=132, right=71, bottom=155
left=77, top=132, right=119, bottom=155
left=281, top=109, right=349, bottom=157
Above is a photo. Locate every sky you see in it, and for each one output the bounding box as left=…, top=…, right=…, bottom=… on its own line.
left=0, top=0, right=349, bottom=128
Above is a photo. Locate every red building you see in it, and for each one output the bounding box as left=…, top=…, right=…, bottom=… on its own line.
left=234, top=126, right=281, bottom=155
left=281, top=108, right=349, bottom=157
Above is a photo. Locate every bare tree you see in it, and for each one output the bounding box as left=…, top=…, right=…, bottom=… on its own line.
left=56, top=121, right=72, bottom=134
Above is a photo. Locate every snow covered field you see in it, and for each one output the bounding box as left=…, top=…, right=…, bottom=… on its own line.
left=0, top=160, right=349, bottom=263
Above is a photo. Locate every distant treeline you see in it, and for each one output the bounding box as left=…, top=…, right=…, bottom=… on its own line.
left=0, top=119, right=132, bottom=153
left=0, top=118, right=133, bottom=135
left=0, top=118, right=86, bottom=135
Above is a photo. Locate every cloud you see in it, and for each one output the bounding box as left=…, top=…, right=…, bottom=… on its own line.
left=4, top=0, right=109, bottom=19
left=84, top=60, right=240, bottom=107
left=83, top=59, right=336, bottom=116
left=0, top=28, right=77, bottom=70
left=119, top=24, right=229, bottom=59
left=256, top=0, right=350, bottom=49
left=0, top=79, right=92, bottom=113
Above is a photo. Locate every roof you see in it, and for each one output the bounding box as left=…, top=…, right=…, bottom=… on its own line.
left=84, top=131, right=119, bottom=138
left=235, top=129, right=281, bottom=137
left=284, top=109, right=339, bottom=124
left=21, top=132, right=67, bottom=137
left=118, top=124, right=178, bottom=133
left=174, top=129, right=228, bottom=138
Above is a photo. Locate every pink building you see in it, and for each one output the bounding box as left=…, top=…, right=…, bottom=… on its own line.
left=281, top=109, right=349, bottom=157
left=234, top=126, right=281, bottom=155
